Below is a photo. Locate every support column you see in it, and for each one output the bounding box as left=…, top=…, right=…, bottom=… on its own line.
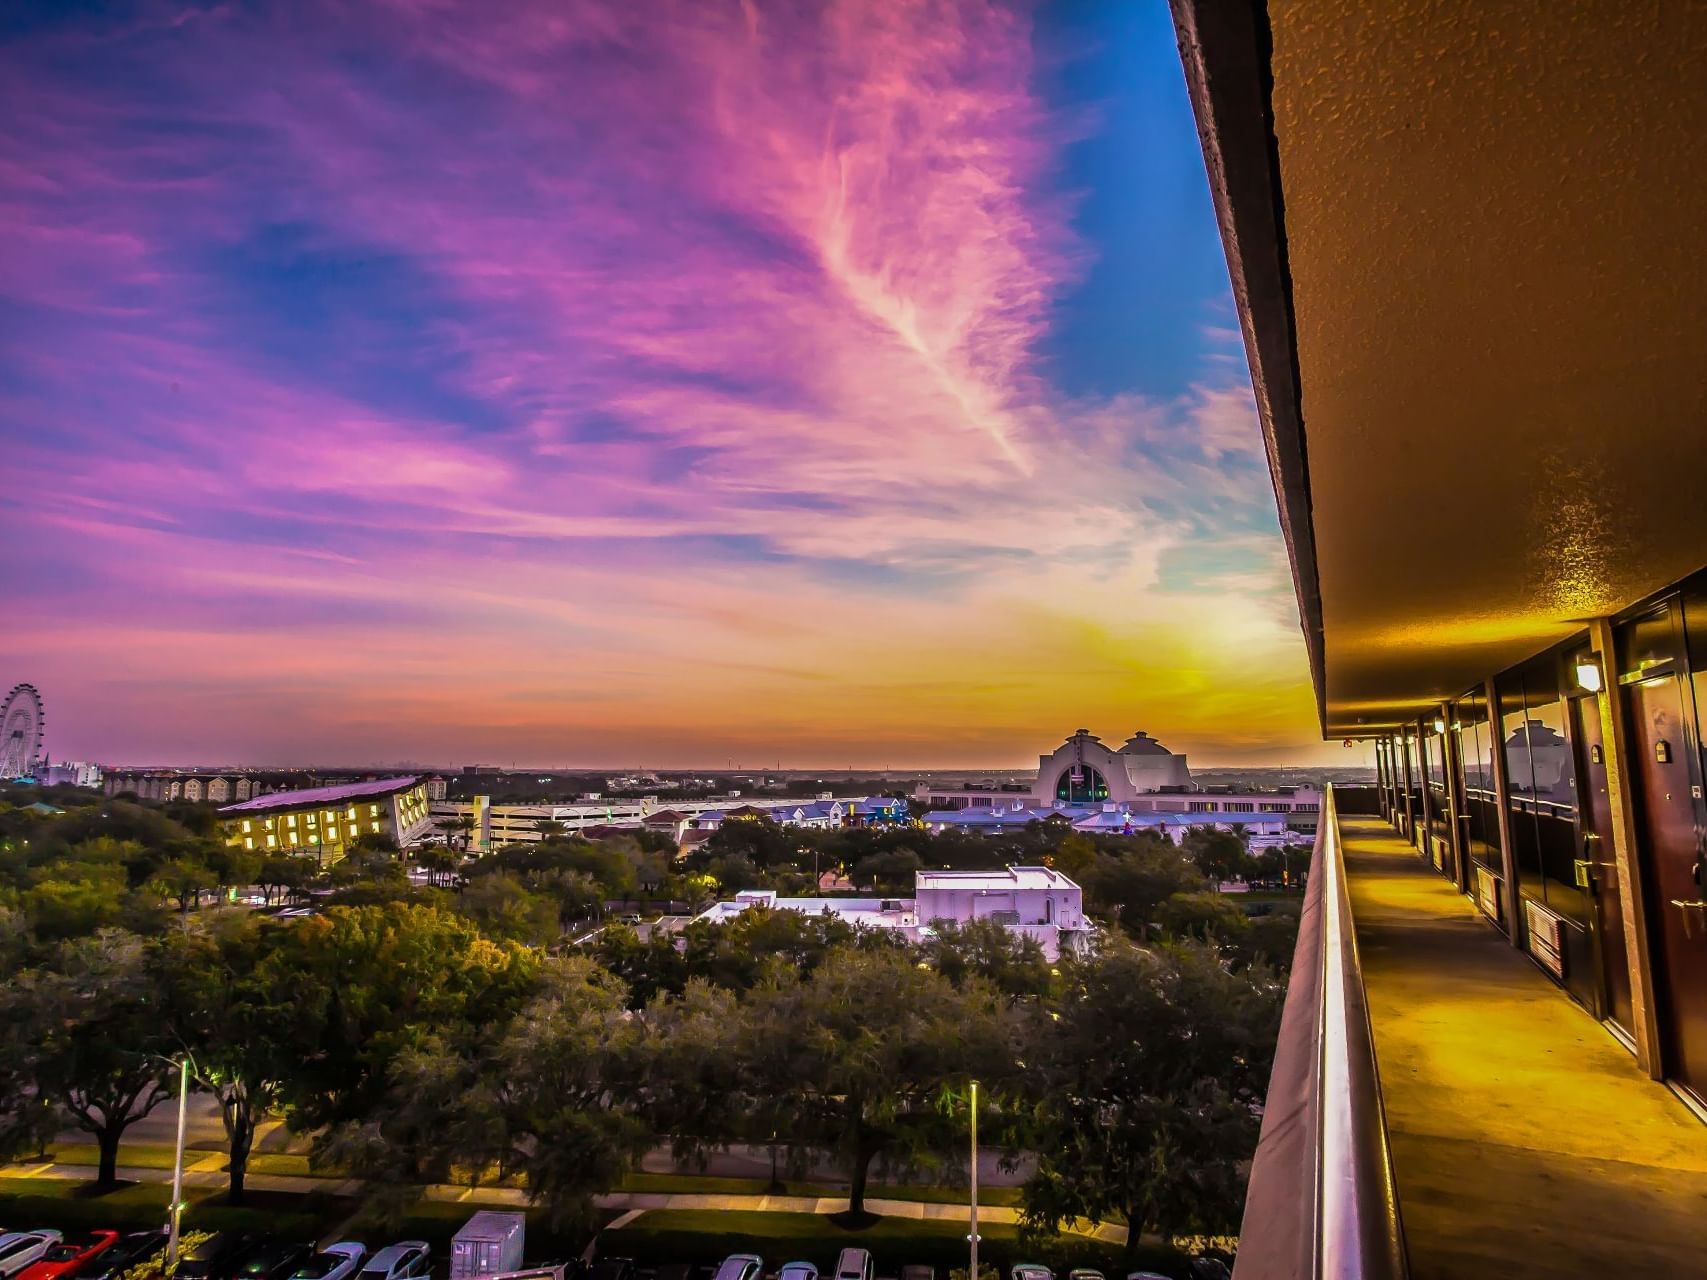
left=1589, top=617, right=1663, bottom=1078
left=1373, top=738, right=1385, bottom=819
left=1440, top=700, right=1470, bottom=894
left=1486, top=677, right=1526, bottom=949
left=1398, top=731, right=1418, bottom=844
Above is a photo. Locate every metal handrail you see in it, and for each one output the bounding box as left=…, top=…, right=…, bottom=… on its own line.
left=1232, top=785, right=1408, bottom=1280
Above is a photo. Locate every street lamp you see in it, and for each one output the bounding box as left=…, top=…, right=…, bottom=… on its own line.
left=967, top=1079, right=980, bottom=1280
left=167, top=1054, right=190, bottom=1267
left=136, top=1051, right=194, bottom=1268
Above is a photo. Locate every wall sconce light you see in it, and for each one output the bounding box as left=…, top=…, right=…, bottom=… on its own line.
left=1575, top=653, right=1604, bottom=693
left=1432, top=716, right=1446, bottom=734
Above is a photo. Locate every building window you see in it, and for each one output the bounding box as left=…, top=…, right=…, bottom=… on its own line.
left=244, top=837, right=254, bottom=850
left=348, top=825, right=357, bottom=839
left=1189, top=801, right=1217, bottom=812
left=242, top=820, right=252, bottom=833
left=370, top=822, right=380, bottom=833
left=287, top=814, right=297, bottom=827
left=267, top=835, right=276, bottom=848
left=1223, top=802, right=1255, bottom=813
left=369, top=804, right=379, bottom=817
left=1055, top=765, right=1110, bottom=803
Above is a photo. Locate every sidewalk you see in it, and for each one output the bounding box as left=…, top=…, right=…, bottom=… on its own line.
left=2, top=1159, right=1128, bottom=1246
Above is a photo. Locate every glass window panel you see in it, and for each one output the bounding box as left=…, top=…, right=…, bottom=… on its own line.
left=1498, top=674, right=1541, bottom=896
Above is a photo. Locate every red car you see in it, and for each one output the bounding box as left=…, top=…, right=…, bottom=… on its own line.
left=18, top=1234, right=119, bottom=1280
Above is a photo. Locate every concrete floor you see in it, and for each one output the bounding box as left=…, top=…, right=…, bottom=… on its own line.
left=1342, top=817, right=1707, bottom=1280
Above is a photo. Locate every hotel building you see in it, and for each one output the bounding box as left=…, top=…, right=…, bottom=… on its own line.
left=218, top=775, right=434, bottom=862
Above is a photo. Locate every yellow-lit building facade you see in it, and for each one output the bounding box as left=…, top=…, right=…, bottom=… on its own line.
left=219, top=776, right=433, bottom=863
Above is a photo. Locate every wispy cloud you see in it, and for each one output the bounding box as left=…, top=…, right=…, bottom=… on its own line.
left=0, top=0, right=1321, bottom=766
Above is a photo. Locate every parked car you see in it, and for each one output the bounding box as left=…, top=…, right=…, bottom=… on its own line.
left=176, top=1234, right=258, bottom=1280
left=898, top=1267, right=932, bottom=1280
left=585, top=1260, right=634, bottom=1280
left=832, top=1251, right=872, bottom=1280
left=71, top=1233, right=165, bottom=1280
left=0, top=1233, right=63, bottom=1279
left=1066, top=1271, right=1104, bottom=1280
left=287, top=1244, right=367, bottom=1280
left=1010, top=1266, right=1053, bottom=1280
left=358, top=1243, right=430, bottom=1280
left=233, top=1241, right=315, bottom=1280
left=19, top=1233, right=119, bottom=1280
left=778, top=1262, right=818, bottom=1280
left=711, top=1256, right=762, bottom=1280
left=1186, top=1263, right=1231, bottom=1280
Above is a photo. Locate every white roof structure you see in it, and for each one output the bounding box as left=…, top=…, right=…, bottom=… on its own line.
left=914, top=866, right=1076, bottom=892
left=693, top=889, right=916, bottom=929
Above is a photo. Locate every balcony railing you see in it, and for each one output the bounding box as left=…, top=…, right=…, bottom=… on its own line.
left=1234, top=785, right=1408, bottom=1280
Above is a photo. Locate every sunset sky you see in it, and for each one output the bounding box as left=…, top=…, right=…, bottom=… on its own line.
left=0, top=0, right=1336, bottom=769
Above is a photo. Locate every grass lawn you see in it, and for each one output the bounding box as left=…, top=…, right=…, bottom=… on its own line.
left=599, top=1210, right=1190, bottom=1278
left=35, top=1143, right=207, bottom=1172
left=0, top=1177, right=342, bottom=1236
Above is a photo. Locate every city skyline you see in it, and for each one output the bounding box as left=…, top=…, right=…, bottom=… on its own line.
left=1, top=0, right=1331, bottom=767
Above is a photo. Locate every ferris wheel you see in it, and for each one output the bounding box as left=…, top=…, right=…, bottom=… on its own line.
left=1, top=683, right=44, bottom=779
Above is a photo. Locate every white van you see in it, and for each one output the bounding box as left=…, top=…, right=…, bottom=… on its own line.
left=834, top=1250, right=874, bottom=1280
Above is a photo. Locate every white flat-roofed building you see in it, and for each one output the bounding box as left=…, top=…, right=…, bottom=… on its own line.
left=692, top=866, right=1086, bottom=959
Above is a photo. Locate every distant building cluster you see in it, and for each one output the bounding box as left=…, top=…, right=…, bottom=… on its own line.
left=33, top=759, right=103, bottom=788
left=429, top=793, right=910, bottom=854
left=105, top=771, right=263, bottom=803
left=916, top=728, right=1321, bottom=837
left=694, top=866, right=1087, bottom=960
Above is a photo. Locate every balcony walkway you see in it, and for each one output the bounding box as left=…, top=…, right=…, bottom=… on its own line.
left=1341, top=817, right=1707, bottom=1280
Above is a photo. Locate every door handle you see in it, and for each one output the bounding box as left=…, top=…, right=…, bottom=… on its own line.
left=1670, top=899, right=1707, bottom=938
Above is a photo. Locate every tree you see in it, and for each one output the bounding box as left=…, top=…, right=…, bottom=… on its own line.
left=1021, top=937, right=1283, bottom=1250
left=437, top=816, right=477, bottom=857
left=696, top=816, right=801, bottom=871
left=455, top=874, right=560, bottom=946
left=156, top=917, right=298, bottom=1203
left=148, top=854, right=217, bottom=913
left=850, top=849, right=923, bottom=892
left=15, top=931, right=176, bottom=1185
left=741, top=945, right=1014, bottom=1218
left=270, top=904, right=541, bottom=1142
left=1080, top=843, right=1207, bottom=938
left=350, top=956, right=650, bottom=1230
left=256, top=854, right=312, bottom=906
left=917, top=918, right=1054, bottom=1000
left=1181, top=827, right=1248, bottom=884
left=1155, top=891, right=1252, bottom=945
left=533, top=819, right=568, bottom=840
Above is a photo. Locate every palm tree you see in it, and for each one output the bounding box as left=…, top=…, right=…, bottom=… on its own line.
left=436, top=814, right=478, bottom=857
left=534, top=818, right=568, bottom=840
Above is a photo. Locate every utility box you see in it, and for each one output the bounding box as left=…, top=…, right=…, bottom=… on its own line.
left=451, top=1211, right=526, bottom=1280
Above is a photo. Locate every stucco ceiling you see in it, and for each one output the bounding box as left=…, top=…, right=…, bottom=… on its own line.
left=1267, top=1, right=1707, bottom=733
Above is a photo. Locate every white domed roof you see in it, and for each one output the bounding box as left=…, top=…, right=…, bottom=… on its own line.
left=1119, top=730, right=1174, bottom=757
